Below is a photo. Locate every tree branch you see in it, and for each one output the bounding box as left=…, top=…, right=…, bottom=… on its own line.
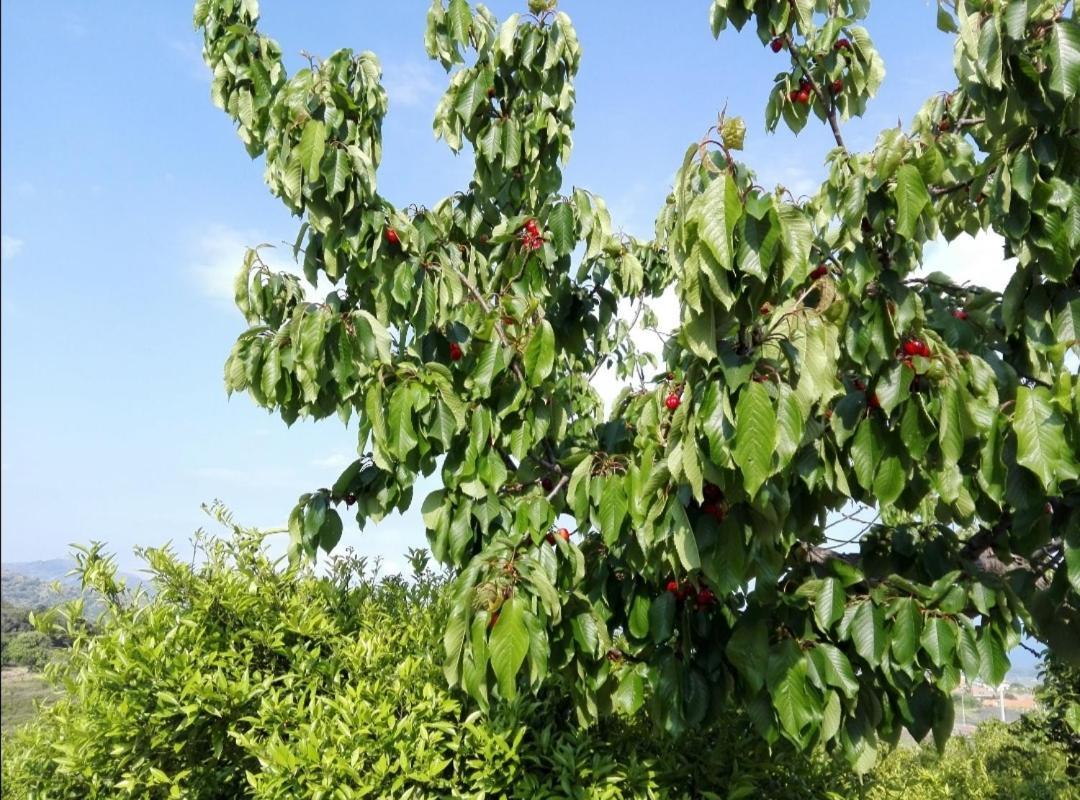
left=444, top=261, right=526, bottom=382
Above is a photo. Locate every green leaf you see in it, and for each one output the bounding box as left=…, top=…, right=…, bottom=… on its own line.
left=598, top=478, right=628, bottom=546
left=889, top=598, right=922, bottom=665
left=387, top=386, right=418, bottom=459
left=851, top=420, right=883, bottom=493
left=547, top=203, right=575, bottom=255
left=1014, top=385, right=1080, bottom=493
left=447, top=0, right=471, bottom=44
left=489, top=595, right=529, bottom=700
left=612, top=668, right=645, bottom=715
left=523, top=320, right=555, bottom=387
left=323, top=148, right=349, bottom=198
left=977, top=630, right=1009, bottom=686
left=690, top=173, right=740, bottom=269
left=772, top=657, right=813, bottom=743
left=920, top=616, right=957, bottom=668
left=318, top=508, right=343, bottom=553
left=671, top=502, right=701, bottom=571
left=894, top=164, right=930, bottom=240
left=814, top=578, right=845, bottom=632
left=733, top=382, right=776, bottom=498
left=299, top=120, right=326, bottom=183
left=726, top=617, right=768, bottom=693
left=1049, top=20, right=1080, bottom=99
left=649, top=591, right=676, bottom=644
left=938, top=384, right=966, bottom=464
left=813, top=643, right=859, bottom=699
left=851, top=601, right=885, bottom=667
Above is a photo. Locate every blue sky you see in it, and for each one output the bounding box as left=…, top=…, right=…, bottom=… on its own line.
left=1, top=1, right=1012, bottom=574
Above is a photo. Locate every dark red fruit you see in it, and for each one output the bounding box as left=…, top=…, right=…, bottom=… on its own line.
left=952, top=309, right=969, bottom=321
left=666, top=580, right=680, bottom=594
left=678, top=583, right=695, bottom=602
left=702, top=502, right=726, bottom=523
left=759, top=302, right=772, bottom=315
left=917, top=341, right=931, bottom=357
left=788, top=89, right=800, bottom=102
left=488, top=611, right=500, bottom=629
left=868, top=393, right=881, bottom=410
left=834, top=38, right=851, bottom=51
left=903, top=340, right=921, bottom=357
left=486, top=87, right=496, bottom=98
left=385, top=227, right=400, bottom=246
left=344, top=493, right=357, bottom=507
left=795, top=88, right=811, bottom=104
left=696, top=588, right=717, bottom=608
left=831, top=78, right=844, bottom=94
left=665, top=393, right=681, bottom=411
left=939, top=118, right=952, bottom=132
left=449, top=342, right=463, bottom=361
left=557, top=527, right=571, bottom=542
left=524, top=218, right=539, bottom=234
left=853, top=379, right=867, bottom=392
left=541, top=477, right=554, bottom=492
left=703, top=483, right=722, bottom=502
left=809, top=264, right=829, bottom=280
left=770, top=37, right=784, bottom=53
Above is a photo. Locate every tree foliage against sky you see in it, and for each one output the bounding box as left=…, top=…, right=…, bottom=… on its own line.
left=194, top=0, right=1079, bottom=769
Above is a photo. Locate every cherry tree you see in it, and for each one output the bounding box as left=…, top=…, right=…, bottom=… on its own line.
left=195, top=0, right=1079, bottom=768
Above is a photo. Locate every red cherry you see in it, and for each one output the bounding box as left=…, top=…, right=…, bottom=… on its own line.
left=853, top=379, right=867, bottom=392
left=917, top=341, right=931, bottom=357
left=524, top=218, right=539, bottom=234
left=384, top=227, right=400, bottom=246
left=557, top=527, right=571, bottom=542
left=752, top=373, right=768, bottom=383
left=344, top=493, right=357, bottom=507
left=449, top=342, right=463, bottom=361
left=545, top=533, right=556, bottom=545
left=939, top=118, right=952, bottom=132
left=831, top=78, right=844, bottom=94
left=809, top=264, right=829, bottom=280
left=903, top=340, right=921, bottom=357
left=759, top=302, right=772, bottom=315
left=488, top=611, right=499, bottom=629
left=702, top=502, right=726, bottom=523
left=788, top=89, right=800, bottom=102
left=770, top=37, right=784, bottom=53
left=795, top=88, right=811, bottom=104
left=834, top=38, right=851, bottom=51
left=696, top=588, right=717, bottom=608
left=541, top=477, right=554, bottom=492
left=665, top=393, right=681, bottom=411
left=868, top=393, right=881, bottom=410
left=486, top=87, right=496, bottom=98
left=952, top=309, right=968, bottom=321
left=703, top=483, right=722, bottom=502
left=666, top=580, right=680, bottom=594
left=678, top=583, right=695, bottom=602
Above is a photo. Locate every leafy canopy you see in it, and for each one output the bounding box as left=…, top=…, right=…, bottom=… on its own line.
left=194, top=0, right=1080, bottom=770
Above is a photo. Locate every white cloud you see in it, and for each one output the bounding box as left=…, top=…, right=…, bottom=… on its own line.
left=383, top=61, right=443, bottom=109
left=189, top=224, right=335, bottom=306
left=919, top=231, right=1016, bottom=292
left=1, top=235, right=24, bottom=262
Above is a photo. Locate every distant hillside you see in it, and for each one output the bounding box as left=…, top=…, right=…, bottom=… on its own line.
left=1, top=560, right=146, bottom=611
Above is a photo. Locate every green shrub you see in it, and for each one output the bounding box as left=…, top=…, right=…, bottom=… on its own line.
left=1, top=516, right=855, bottom=799
left=1, top=631, right=55, bottom=671
left=865, top=721, right=1078, bottom=800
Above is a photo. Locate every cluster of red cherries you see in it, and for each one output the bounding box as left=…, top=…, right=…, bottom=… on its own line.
left=521, top=218, right=544, bottom=252
left=665, top=579, right=718, bottom=609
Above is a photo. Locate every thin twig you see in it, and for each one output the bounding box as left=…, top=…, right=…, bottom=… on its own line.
left=444, top=261, right=525, bottom=382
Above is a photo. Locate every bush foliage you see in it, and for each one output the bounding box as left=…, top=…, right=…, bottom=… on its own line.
left=3, top=515, right=1077, bottom=798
